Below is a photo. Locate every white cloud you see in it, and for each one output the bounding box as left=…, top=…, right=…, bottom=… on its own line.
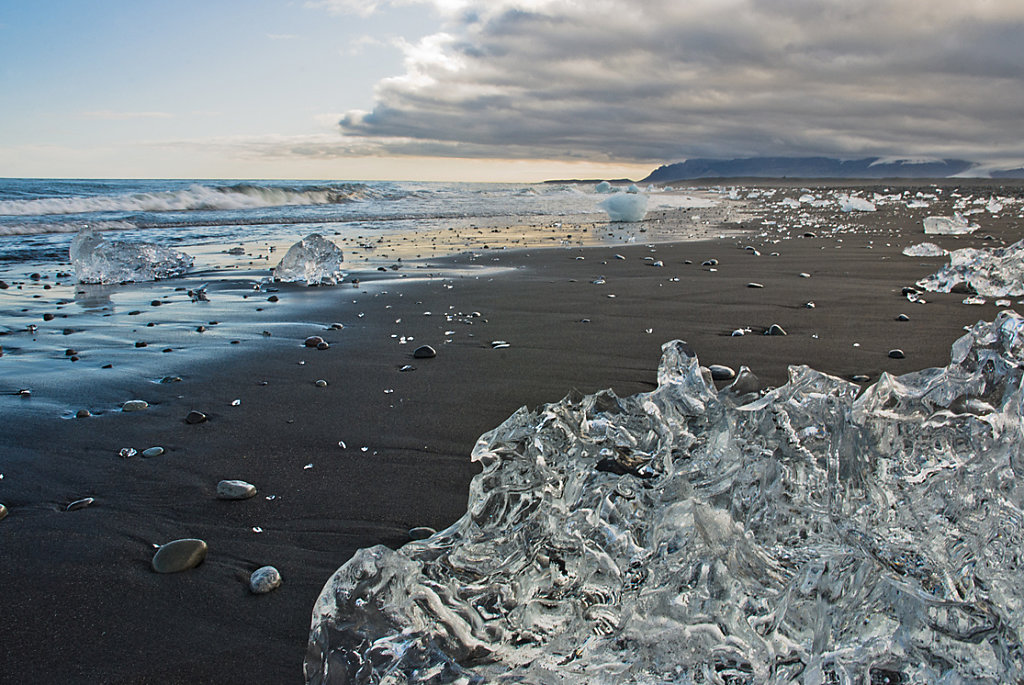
left=322, top=0, right=1024, bottom=166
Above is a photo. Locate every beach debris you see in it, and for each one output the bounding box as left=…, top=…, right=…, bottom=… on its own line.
left=918, top=239, right=1024, bottom=297
left=152, top=538, right=207, bottom=574
left=118, top=448, right=137, bottom=459
left=888, top=349, right=906, bottom=359
left=65, top=497, right=94, bottom=511
left=307, top=312, right=1024, bottom=683
left=902, top=242, right=948, bottom=257
left=765, top=323, right=787, bottom=336
left=70, top=227, right=193, bottom=284
left=707, top=364, right=736, bottom=381
left=412, top=345, right=437, bottom=359
left=249, top=566, right=282, bottom=594
left=121, top=400, right=149, bottom=412
left=185, top=410, right=208, bottom=425
left=408, top=527, right=436, bottom=541
left=923, top=214, right=978, bottom=235
left=599, top=193, right=648, bottom=222
left=216, top=480, right=257, bottom=500
left=273, top=233, right=346, bottom=285
left=141, top=447, right=164, bottom=458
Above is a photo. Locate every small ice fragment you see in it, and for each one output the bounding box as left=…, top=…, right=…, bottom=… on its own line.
left=923, top=215, right=978, bottom=235
left=303, top=463, right=313, bottom=469
left=625, top=184, right=640, bottom=194
left=71, top=227, right=193, bottom=284
left=594, top=181, right=614, bottom=193
left=902, top=242, right=948, bottom=257
left=918, top=239, right=1024, bottom=297
left=273, top=234, right=346, bottom=285
left=337, top=440, right=347, bottom=449
left=118, top=447, right=137, bottom=458
left=838, top=195, right=876, bottom=212
left=251, top=526, right=263, bottom=533
left=600, top=193, right=648, bottom=222
left=230, top=399, right=241, bottom=406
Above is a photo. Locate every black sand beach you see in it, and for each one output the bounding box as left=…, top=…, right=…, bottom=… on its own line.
left=1, top=182, right=1022, bottom=683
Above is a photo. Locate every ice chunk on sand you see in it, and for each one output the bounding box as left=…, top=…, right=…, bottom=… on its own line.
left=625, top=183, right=640, bottom=194
left=594, top=181, right=614, bottom=193
left=600, top=193, right=648, bottom=222
left=923, top=214, right=978, bottom=235
left=273, top=234, right=345, bottom=285
left=838, top=195, right=876, bottom=212
left=918, top=238, right=1024, bottom=297
left=307, top=312, right=1024, bottom=684
left=70, top=227, right=193, bottom=284
left=902, top=242, right=948, bottom=257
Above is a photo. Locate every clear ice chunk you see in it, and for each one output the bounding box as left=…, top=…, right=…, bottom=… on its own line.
left=273, top=234, right=346, bottom=285
left=902, top=242, right=948, bottom=257
left=923, top=214, right=978, bottom=235
left=600, top=193, right=648, bottom=222
left=594, top=181, right=614, bottom=194
left=918, top=239, right=1024, bottom=297
left=70, top=227, right=193, bottom=284
left=838, top=195, right=876, bottom=212
left=306, top=313, right=1024, bottom=684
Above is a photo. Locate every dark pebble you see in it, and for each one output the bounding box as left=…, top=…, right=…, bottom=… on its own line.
left=267, top=295, right=279, bottom=302
left=152, top=538, right=207, bottom=573
left=316, top=341, right=329, bottom=350
left=151, top=300, right=161, bottom=307
left=160, top=376, right=182, bottom=383
left=746, top=283, right=764, bottom=289
left=708, top=364, right=736, bottom=381
left=185, top=410, right=208, bottom=425
left=765, top=324, right=787, bottom=336
left=304, top=336, right=325, bottom=348
left=896, top=314, right=910, bottom=321
left=888, top=349, right=906, bottom=359
left=0, top=280, right=8, bottom=289
left=43, top=313, right=54, bottom=321
left=65, top=349, right=76, bottom=356
left=901, top=287, right=918, bottom=296
left=135, top=341, right=147, bottom=348
left=413, top=345, right=437, bottom=359
left=76, top=409, right=91, bottom=418
left=70, top=355, right=79, bottom=362
left=30, top=273, right=42, bottom=280
left=851, top=374, right=871, bottom=382
left=701, top=259, right=719, bottom=266
left=196, top=325, right=206, bottom=333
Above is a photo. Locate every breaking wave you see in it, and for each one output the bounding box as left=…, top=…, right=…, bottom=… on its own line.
left=307, top=312, right=1024, bottom=684
left=0, top=183, right=369, bottom=217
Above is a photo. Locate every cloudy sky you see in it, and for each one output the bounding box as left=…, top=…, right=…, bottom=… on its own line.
left=2, top=0, right=1022, bottom=180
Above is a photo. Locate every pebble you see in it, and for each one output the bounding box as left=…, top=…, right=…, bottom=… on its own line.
left=316, top=341, right=329, bottom=350
left=152, top=538, right=208, bottom=573
left=304, top=335, right=325, bottom=348
left=766, top=324, right=787, bottom=336
left=135, top=341, right=147, bottom=348
left=491, top=340, right=510, bottom=349
left=888, top=349, right=906, bottom=359
left=216, top=480, right=258, bottom=500
left=708, top=364, right=736, bottom=381
left=185, top=410, right=208, bottom=424
left=701, top=259, right=718, bottom=267
left=0, top=280, right=7, bottom=289
left=408, top=526, right=436, bottom=540
left=804, top=301, right=815, bottom=309
left=76, top=409, right=91, bottom=418
left=800, top=273, right=811, bottom=278
left=160, top=376, right=182, bottom=383
left=398, top=365, right=415, bottom=372
left=0, top=503, right=7, bottom=521
left=726, top=369, right=761, bottom=395
left=142, top=446, right=164, bottom=458
left=851, top=374, right=871, bottom=382
left=896, top=314, right=910, bottom=321
left=43, top=312, right=55, bottom=321
left=267, top=295, right=279, bottom=302
left=249, top=566, right=282, bottom=594
left=66, top=497, right=94, bottom=511
left=413, top=345, right=437, bottom=359
left=122, top=400, right=149, bottom=412
left=315, top=379, right=328, bottom=387
left=731, top=329, right=745, bottom=337
left=746, top=282, right=764, bottom=289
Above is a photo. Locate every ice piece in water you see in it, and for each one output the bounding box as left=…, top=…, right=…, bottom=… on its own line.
left=625, top=183, right=640, bottom=194
left=902, top=242, right=948, bottom=257
left=923, top=214, right=978, bottom=235
left=306, top=312, right=1024, bottom=684
left=838, top=195, right=876, bottom=211
left=70, top=227, right=193, bottom=284
left=594, top=180, right=614, bottom=193
left=273, top=234, right=346, bottom=285
left=918, top=238, right=1024, bottom=296
left=600, top=193, right=648, bottom=222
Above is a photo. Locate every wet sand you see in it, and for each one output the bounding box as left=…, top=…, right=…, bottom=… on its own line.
left=0, top=182, right=1022, bottom=683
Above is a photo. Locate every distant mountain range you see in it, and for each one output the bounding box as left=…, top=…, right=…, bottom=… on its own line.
left=640, top=157, right=1024, bottom=182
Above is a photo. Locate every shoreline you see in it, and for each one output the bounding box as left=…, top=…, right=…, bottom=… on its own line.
left=1, top=183, right=1022, bottom=683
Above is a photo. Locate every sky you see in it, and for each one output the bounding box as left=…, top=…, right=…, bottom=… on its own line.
left=1, top=0, right=1023, bottom=181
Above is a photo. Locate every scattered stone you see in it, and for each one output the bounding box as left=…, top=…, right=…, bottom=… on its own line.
left=851, top=374, right=871, bottom=382
left=329, top=323, right=344, bottom=330
left=216, top=480, right=257, bottom=500
left=134, top=341, right=147, bottom=348
left=160, top=375, right=182, bottom=383
left=150, top=300, right=161, bottom=307
left=142, top=447, right=164, bottom=458
left=75, top=409, right=91, bottom=418
left=491, top=340, right=510, bottom=349
left=267, top=295, right=279, bottom=302
left=766, top=324, right=787, bottom=336
left=896, top=314, right=910, bottom=321
left=708, top=364, right=736, bottom=381
left=0, top=280, right=7, bottom=290
left=304, top=335, right=324, bottom=348
left=152, top=538, right=207, bottom=573
left=408, top=526, right=436, bottom=541
left=413, top=345, right=436, bottom=359
left=122, top=400, right=149, bottom=412
left=701, top=259, right=718, bottom=267
left=0, top=503, right=7, bottom=521
left=185, top=410, right=208, bottom=425
left=43, top=312, right=55, bottom=321
left=249, top=566, right=282, bottom=594
left=746, top=282, right=764, bottom=289
left=398, top=365, right=415, bottom=372
left=119, top=447, right=137, bottom=458
left=731, top=329, right=745, bottom=337
left=196, top=325, right=206, bottom=333
left=804, top=301, right=815, bottom=309
left=888, top=349, right=906, bottom=359
left=66, top=497, right=94, bottom=511
left=315, top=379, right=328, bottom=387
left=800, top=273, right=811, bottom=278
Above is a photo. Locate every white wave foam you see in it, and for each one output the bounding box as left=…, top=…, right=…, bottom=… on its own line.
left=0, top=220, right=137, bottom=236
left=0, top=183, right=365, bottom=217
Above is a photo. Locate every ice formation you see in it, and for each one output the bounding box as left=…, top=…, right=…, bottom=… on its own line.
left=306, top=312, right=1024, bottom=684
left=599, top=193, right=648, bottom=222
left=901, top=242, right=948, bottom=257
left=70, top=227, right=193, bottom=284
left=594, top=181, right=614, bottom=194
left=923, top=215, right=978, bottom=235
left=838, top=195, right=876, bottom=212
left=918, top=239, right=1024, bottom=297
left=273, top=234, right=346, bottom=285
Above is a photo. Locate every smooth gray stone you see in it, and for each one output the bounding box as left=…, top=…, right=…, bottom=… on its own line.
left=122, top=400, right=149, bottom=412
left=888, top=349, right=906, bottom=359
left=851, top=374, right=872, bottom=382
left=766, top=324, right=787, bottom=336
left=66, top=497, right=95, bottom=511
left=708, top=364, right=736, bottom=381
left=413, top=345, right=436, bottom=359
left=217, top=480, right=257, bottom=500
left=185, top=410, right=208, bottom=425
left=304, top=335, right=324, bottom=348
left=249, top=566, right=282, bottom=594
left=409, top=526, right=437, bottom=540
left=142, top=446, right=164, bottom=458
left=896, top=314, right=910, bottom=321
left=152, top=538, right=207, bottom=573
left=746, top=282, right=764, bottom=289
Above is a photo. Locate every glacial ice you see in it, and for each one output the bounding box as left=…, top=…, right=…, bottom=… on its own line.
left=600, top=193, right=648, bottom=222
left=594, top=181, right=614, bottom=194
left=918, top=239, right=1024, bottom=297
left=838, top=195, right=876, bottom=212
left=70, top=227, right=193, bottom=284
left=902, top=242, right=948, bottom=257
left=273, top=234, right=346, bottom=285
left=306, top=312, right=1024, bottom=684
left=923, top=215, right=978, bottom=235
